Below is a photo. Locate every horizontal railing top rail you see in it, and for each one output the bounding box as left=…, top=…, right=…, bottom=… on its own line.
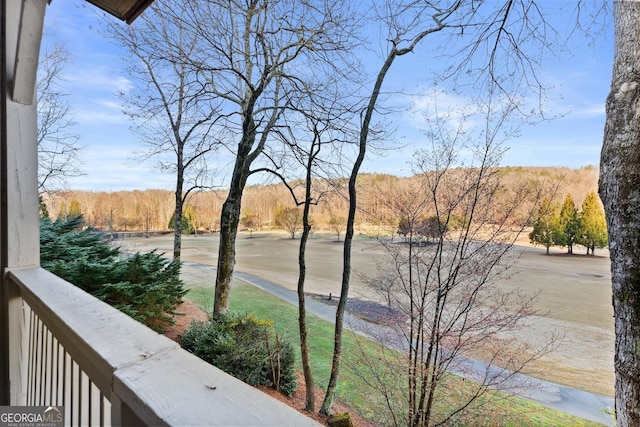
left=8, top=267, right=320, bottom=426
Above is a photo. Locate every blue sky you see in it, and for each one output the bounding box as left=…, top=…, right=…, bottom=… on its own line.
left=43, top=1, right=614, bottom=191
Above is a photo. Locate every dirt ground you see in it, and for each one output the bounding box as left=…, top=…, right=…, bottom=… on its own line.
left=119, top=231, right=615, bottom=398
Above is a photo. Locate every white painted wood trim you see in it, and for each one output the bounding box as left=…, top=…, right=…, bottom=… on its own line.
left=8, top=267, right=322, bottom=426
left=12, top=0, right=48, bottom=105
left=8, top=267, right=179, bottom=397
left=114, top=347, right=322, bottom=426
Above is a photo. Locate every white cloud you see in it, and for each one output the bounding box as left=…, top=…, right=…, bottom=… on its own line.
left=67, top=145, right=175, bottom=191
left=64, top=65, right=132, bottom=93
left=72, top=98, right=128, bottom=125
left=398, top=88, right=478, bottom=134
left=566, top=103, right=606, bottom=119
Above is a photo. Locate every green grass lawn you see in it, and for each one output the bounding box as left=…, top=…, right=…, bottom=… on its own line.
left=185, top=280, right=608, bottom=426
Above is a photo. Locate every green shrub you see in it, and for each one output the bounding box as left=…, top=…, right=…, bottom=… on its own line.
left=40, top=216, right=186, bottom=333
left=181, top=313, right=297, bottom=396
left=94, top=252, right=185, bottom=332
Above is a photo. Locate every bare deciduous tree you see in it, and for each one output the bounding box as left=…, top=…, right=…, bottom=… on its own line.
left=275, top=96, right=356, bottom=411
left=109, top=0, right=222, bottom=261
left=321, top=0, right=556, bottom=415
left=328, top=211, right=346, bottom=241
left=354, top=101, right=555, bottom=426
left=285, top=119, right=327, bottom=411
left=164, top=0, right=355, bottom=315
left=37, top=38, right=83, bottom=193
left=274, top=206, right=303, bottom=239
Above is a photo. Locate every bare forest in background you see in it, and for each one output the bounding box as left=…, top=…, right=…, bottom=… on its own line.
left=43, top=166, right=599, bottom=235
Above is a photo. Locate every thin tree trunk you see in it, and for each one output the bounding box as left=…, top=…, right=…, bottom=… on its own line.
left=297, top=149, right=316, bottom=410
left=173, top=157, right=184, bottom=262
left=320, top=48, right=398, bottom=416
left=319, top=19, right=445, bottom=412
left=173, top=202, right=182, bottom=261
left=599, top=2, right=640, bottom=425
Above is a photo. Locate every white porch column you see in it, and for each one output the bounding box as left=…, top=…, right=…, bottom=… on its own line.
left=1, top=0, right=48, bottom=405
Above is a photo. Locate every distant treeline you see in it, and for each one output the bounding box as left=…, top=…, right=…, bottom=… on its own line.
left=43, top=166, right=599, bottom=234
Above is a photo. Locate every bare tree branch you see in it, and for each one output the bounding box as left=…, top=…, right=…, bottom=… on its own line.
left=37, top=38, right=84, bottom=194
left=108, top=0, right=223, bottom=261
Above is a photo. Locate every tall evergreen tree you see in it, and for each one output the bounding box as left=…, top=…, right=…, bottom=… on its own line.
left=39, top=195, right=49, bottom=219
left=68, top=198, right=82, bottom=218
left=529, top=197, right=562, bottom=255
left=576, top=191, right=608, bottom=256
left=57, top=201, right=68, bottom=221
left=557, top=194, right=580, bottom=254
left=168, top=205, right=197, bottom=235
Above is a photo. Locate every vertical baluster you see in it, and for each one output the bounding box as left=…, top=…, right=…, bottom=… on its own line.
left=87, top=376, right=98, bottom=426
left=32, top=316, right=38, bottom=406
left=77, top=363, right=82, bottom=426
left=27, top=309, right=36, bottom=405
left=30, top=311, right=39, bottom=405
left=64, top=351, right=72, bottom=426
left=78, top=371, right=86, bottom=426
left=41, top=327, right=49, bottom=405
left=38, top=318, right=45, bottom=405
left=102, top=394, right=111, bottom=427
left=54, top=340, right=61, bottom=406
left=69, top=360, right=74, bottom=426
left=48, top=331, right=54, bottom=405
left=88, top=378, right=92, bottom=426
left=62, top=350, right=67, bottom=410
left=35, top=317, right=42, bottom=405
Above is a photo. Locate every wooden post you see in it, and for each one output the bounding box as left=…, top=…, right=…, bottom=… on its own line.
left=0, top=0, right=47, bottom=406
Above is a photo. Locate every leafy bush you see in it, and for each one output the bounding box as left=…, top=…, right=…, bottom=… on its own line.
left=181, top=313, right=297, bottom=396
left=40, top=216, right=186, bottom=332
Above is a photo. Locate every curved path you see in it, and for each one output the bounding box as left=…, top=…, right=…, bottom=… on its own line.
left=182, top=261, right=615, bottom=426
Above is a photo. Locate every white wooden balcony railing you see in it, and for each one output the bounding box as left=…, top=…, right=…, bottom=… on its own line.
left=6, top=266, right=319, bottom=426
